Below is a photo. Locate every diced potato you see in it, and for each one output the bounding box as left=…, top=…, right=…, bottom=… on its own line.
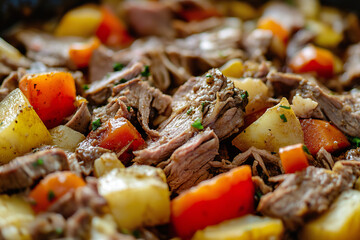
left=0, top=195, right=34, bottom=228
left=126, top=165, right=167, bottom=183
left=94, top=153, right=125, bottom=178
left=306, top=20, right=343, bottom=48
left=55, top=4, right=102, bottom=37
left=98, top=167, right=170, bottom=230
left=50, top=125, right=85, bottom=152
left=232, top=98, right=304, bottom=153
left=233, top=78, right=271, bottom=114
left=291, top=94, right=318, bottom=118
left=1, top=226, right=31, bottom=240
left=221, top=59, right=244, bottom=78
left=90, top=214, right=118, bottom=240
left=0, top=89, right=51, bottom=163
left=300, top=190, right=360, bottom=240
left=0, top=38, right=23, bottom=61
left=192, top=215, right=284, bottom=240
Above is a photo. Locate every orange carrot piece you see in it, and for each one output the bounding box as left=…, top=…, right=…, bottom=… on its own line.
left=300, top=119, right=350, bottom=155
left=171, top=165, right=255, bottom=239
left=69, top=37, right=101, bottom=68
left=29, top=171, right=86, bottom=213
left=280, top=143, right=309, bottom=174
left=258, top=17, right=289, bottom=43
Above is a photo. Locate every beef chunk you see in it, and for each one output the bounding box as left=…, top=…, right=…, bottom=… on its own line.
left=0, top=69, right=25, bottom=101
left=28, top=213, right=66, bottom=240
left=258, top=163, right=357, bottom=230
left=0, top=149, right=69, bottom=193
left=243, top=29, right=272, bottom=60
left=340, top=43, right=360, bottom=87
left=64, top=101, right=91, bottom=134
left=85, top=62, right=144, bottom=105
left=163, top=128, right=219, bottom=193
left=113, top=78, right=172, bottom=138
left=134, top=68, right=247, bottom=165
left=92, top=97, right=132, bottom=125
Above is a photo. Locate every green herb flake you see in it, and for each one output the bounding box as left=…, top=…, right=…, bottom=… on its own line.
left=55, top=228, right=63, bottom=235
left=127, top=106, right=132, bottom=112
left=280, top=114, right=287, bottom=123
left=141, top=65, right=150, bottom=77
left=92, top=119, right=101, bottom=131
left=113, top=62, right=124, bottom=72
left=302, top=145, right=311, bottom=155
left=206, top=74, right=212, bottom=78
left=187, top=107, right=193, bottom=115
left=201, top=102, right=205, bottom=112
left=279, top=105, right=291, bottom=110
left=32, top=158, right=44, bottom=167
left=48, top=190, right=56, bottom=202
left=82, top=84, right=89, bottom=90
left=0, top=122, right=3, bottom=126
left=349, top=137, right=360, bottom=148
left=241, top=91, right=249, bottom=100
left=191, top=119, right=204, bottom=130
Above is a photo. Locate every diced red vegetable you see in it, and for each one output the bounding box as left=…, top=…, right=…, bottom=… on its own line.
left=289, top=45, right=335, bottom=78
left=95, top=6, right=133, bottom=47
left=258, top=17, right=290, bottom=43
left=69, top=37, right=101, bottom=68
left=300, top=119, right=350, bottom=155
left=171, top=165, right=255, bottom=239
left=19, top=72, right=76, bottom=128
left=179, top=8, right=221, bottom=22
left=279, top=143, right=309, bottom=174
left=29, top=171, right=86, bottom=213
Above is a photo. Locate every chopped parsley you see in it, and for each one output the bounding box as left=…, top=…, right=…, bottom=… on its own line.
left=114, top=79, right=128, bottom=86
left=92, top=119, right=101, bottom=131
left=349, top=137, right=360, bottom=148
left=141, top=65, right=150, bottom=77
left=303, top=145, right=311, bottom=155
left=32, top=158, right=44, bottom=167
left=55, top=228, right=63, bottom=235
left=279, top=105, right=291, bottom=110
left=206, top=74, right=213, bottom=78
left=127, top=106, right=132, bottom=112
left=201, top=102, right=205, bottom=112
left=241, top=91, right=249, bottom=100
left=187, top=107, right=193, bottom=115
left=82, top=84, right=89, bottom=90
left=0, top=121, right=3, bottom=126
left=48, top=190, right=56, bottom=201
left=191, top=119, right=204, bottom=130
left=280, top=114, right=287, bottom=122
left=113, top=62, right=124, bottom=71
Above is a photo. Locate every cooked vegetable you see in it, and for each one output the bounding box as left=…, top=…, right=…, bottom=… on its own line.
left=94, top=153, right=125, bottom=178
left=306, top=20, right=343, bottom=48
left=221, top=59, right=244, bottom=78
left=192, top=215, right=284, bottom=240
left=258, top=17, right=289, bottom=43
left=279, top=143, right=309, bottom=174
left=55, top=4, right=102, bottom=37
left=19, top=72, right=76, bottom=129
left=49, top=125, right=85, bottom=152
left=95, top=6, right=133, bottom=47
left=97, top=117, right=145, bottom=163
left=232, top=98, right=304, bottom=153
left=0, top=38, right=24, bottom=61
left=0, top=89, right=51, bottom=163
left=171, top=165, right=254, bottom=239
left=289, top=45, right=335, bottom=78
left=90, top=214, right=118, bottom=240
left=291, top=95, right=318, bottom=118
left=98, top=166, right=170, bottom=230
left=233, top=77, right=271, bottom=114
left=300, top=119, right=350, bottom=155
left=178, top=6, right=220, bottom=22
left=69, top=37, right=101, bottom=68
left=300, top=190, right=360, bottom=240
left=28, top=171, right=86, bottom=213
left=225, top=1, right=258, bottom=20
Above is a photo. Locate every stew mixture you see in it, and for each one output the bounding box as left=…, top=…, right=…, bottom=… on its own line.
left=1, top=0, right=360, bottom=239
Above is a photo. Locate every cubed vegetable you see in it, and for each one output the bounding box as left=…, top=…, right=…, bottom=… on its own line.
left=289, top=45, right=335, bottom=78
left=300, top=119, right=350, bottom=155
left=0, top=89, right=51, bottom=163
left=221, top=59, right=244, bottom=78
left=279, top=143, right=309, bottom=174
left=49, top=125, right=85, bottom=152
left=94, top=153, right=125, bottom=178
left=232, top=98, right=304, bottom=153
left=98, top=166, right=170, bottom=230
left=171, top=165, right=255, bottom=239
left=0, top=195, right=34, bottom=228
left=0, top=38, right=24, bottom=61
left=306, top=20, right=343, bottom=48
left=28, top=171, right=86, bottom=213
left=55, top=4, right=102, bottom=37
left=192, top=215, right=284, bottom=240
left=300, top=190, right=360, bottom=240
left=258, top=17, right=289, bottom=43
left=19, top=72, right=76, bottom=129
left=69, top=37, right=101, bottom=68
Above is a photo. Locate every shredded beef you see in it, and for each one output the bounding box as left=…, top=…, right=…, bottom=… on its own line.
left=64, top=101, right=91, bottom=134
left=113, top=78, right=172, bottom=138
left=0, top=149, right=69, bottom=193
left=163, top=128, right=219, bottom=193
left=134, top=68, right=247, bottom=165
left=28, top=213, right=66, bottom=240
